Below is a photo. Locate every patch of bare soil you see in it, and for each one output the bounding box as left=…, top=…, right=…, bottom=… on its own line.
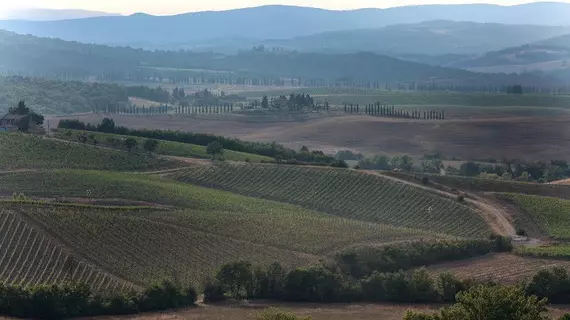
left=82, top=302, right=439, bottom=320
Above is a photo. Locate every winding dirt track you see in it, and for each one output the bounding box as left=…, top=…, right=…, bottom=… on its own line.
left=363, top=170, right=518, bottom=238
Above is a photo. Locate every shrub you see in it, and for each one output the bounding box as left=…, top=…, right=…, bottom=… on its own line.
left=202, top=279, right=226, bottom=303
left=257, top=308, right=312, bottom=320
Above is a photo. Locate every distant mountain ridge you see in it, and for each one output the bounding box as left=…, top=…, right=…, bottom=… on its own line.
left=261, top=21, right=570, bottom=56
left=0, top=3, right=569, bottom=47
left=1, top=9, right=120, bottom=21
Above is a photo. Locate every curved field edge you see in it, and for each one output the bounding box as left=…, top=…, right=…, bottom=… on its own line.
left=498, top=193, right=570, bottom=241
left=167, top=163, right=490, bottom=238
left=0, top=208, right=136, bottom=292
left=53, top=129, right=274, bottom=162
left=0, top=132, right=177, bottom=171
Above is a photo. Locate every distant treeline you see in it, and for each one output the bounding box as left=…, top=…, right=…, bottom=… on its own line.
left=58, top=119, right=342, bottom=166
left=453, top=159, right=570, bottom=183
left=344, top=103, right=445, bottom=120
left=337, top=149, right=570, bottom=182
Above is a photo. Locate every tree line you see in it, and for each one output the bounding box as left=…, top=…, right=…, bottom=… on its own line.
left=344, top=103, right=445, bottom=120
left=58, top=119, right=341, bottom=166
left=0, top=280, right=197, bottom=320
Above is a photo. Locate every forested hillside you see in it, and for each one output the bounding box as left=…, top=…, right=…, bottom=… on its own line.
left=264, top=21, right=570, bottom=56
left=0, top=76, right=129, bottom=114
left=0, top=30, right=560, bottom=90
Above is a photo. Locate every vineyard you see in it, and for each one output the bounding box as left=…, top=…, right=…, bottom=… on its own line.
left=516, top=245, right=570, bottom=260
left=167, top=163, right=490, bottom=238
left=53, top=129, right=273, bottom=162
left=0, top=132, right=175, bottom=171
left=501, top=194, right=570, bottom=240
left=0, top=207, right=135, bottom=292
left=428, top=253, right=570, bottom=284
left=0, top=176, right=438, bottom=287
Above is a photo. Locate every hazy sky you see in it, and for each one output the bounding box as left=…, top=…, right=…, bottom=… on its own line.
left=2, top=0, right=569, bottom=15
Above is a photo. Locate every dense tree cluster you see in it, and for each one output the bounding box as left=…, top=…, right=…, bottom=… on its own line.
left=0, top=280, right=196, bottom=319
left=335, top=238, right=512, bottom=279
left=204, top=237, right=512, bottom=304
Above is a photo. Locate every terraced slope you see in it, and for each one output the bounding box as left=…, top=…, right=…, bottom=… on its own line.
left=54, top=129, right=273, bottom=162
left=0, top=208, right=135, bottom=292
left=168, top=164, right=490, bottom=238
left=0, top=132, right=174, bottom=171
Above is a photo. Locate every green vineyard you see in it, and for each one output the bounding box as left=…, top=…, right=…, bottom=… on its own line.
left=501, top=194, right=570, bottom=240
left=0, top=171, right=440, bottom=287
left=0, top=132, right=174, bottom=171
left=0, top=207, right=134, bottom=292
left=169, top=164, right=490, bottom=238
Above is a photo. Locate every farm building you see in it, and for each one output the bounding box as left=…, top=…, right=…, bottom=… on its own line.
left=0, top=114, right=24, bottom=132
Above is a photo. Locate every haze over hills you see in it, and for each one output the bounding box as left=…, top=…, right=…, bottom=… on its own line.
left=0, top=29, right=560, bottom=88
left=0, top=2, right=569, bottom=47
left=261, top=21, right=570, bottom=56
left=0, top=8, right=120, bottom=21
left=441, top=33, right=570, bottom=74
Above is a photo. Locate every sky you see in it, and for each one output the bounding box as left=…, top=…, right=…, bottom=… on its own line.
left=1, top=0, right=569, bottom=16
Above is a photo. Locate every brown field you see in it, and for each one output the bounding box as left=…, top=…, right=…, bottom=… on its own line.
left=82, top=301, right=570, bottom=320
left=428, top=253, right=570, bottom=284
left=50, top=113, right=570, bottom=161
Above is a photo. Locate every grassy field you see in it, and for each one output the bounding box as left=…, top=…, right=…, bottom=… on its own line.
left=167, top=163, right=490, bottom=238
left=0, top=207, right=135, bottom=292
left=53, top=129, right=273, bottom=162
left=243, top=89, right=570, bottom=108
left=516, top=245, right=570, bottom=260
left=0, top=132, right=175, bottom=171
left=0, top=171, right=438, bottom=286
left=500, top=194, right=570, bottom=240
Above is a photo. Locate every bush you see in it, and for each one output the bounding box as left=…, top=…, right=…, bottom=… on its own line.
left=202, top=279, right=226, bottom=303
left=257, top=308, right=312, bottom=320
left=457, top=194, right=465, bottom=202
left=405, top=285, right=549, bottom=320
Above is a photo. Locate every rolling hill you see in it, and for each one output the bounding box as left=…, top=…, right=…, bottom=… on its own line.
left=167, top=163, right=490, bottom=238
left=0, top=170, right=439, bottom=287
left=0, top=8, right=120, bottom=21
left=0, top=132, right=175, bottom=171
left=262, top=21, right=570, bottom=56
left=439, top=33, right=570, bottom=75
left=0, top=30, right=559, bottom=90
left=1, top=3, right=570, bottom=47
